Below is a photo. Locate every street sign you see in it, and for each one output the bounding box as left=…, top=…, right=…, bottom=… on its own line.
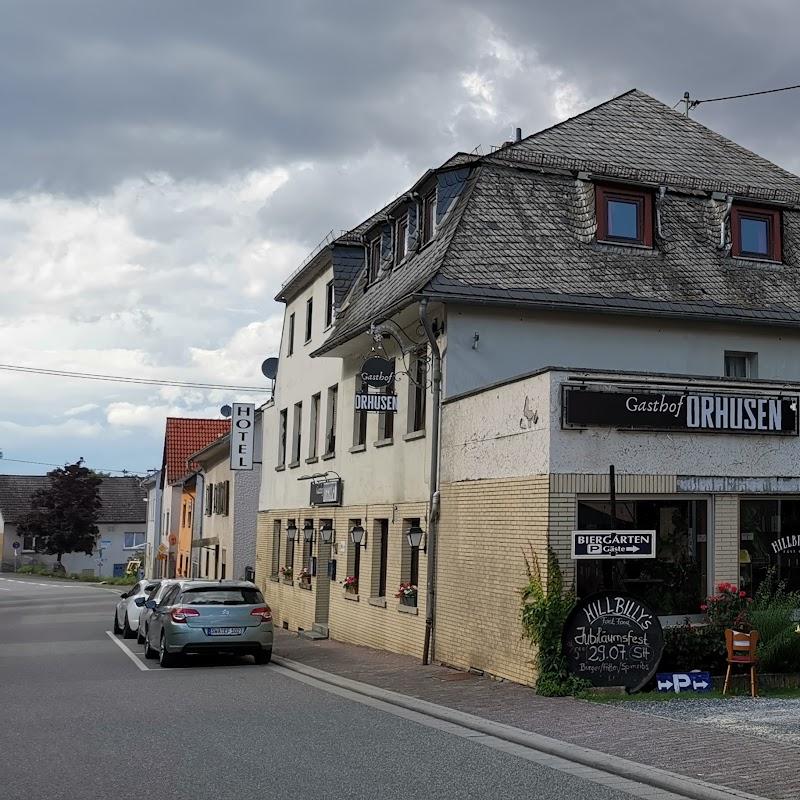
left=657, top=672, right=713, bottom=693
left=563, top=592, right=664, bottom=692
left=100, top=539, right=112, bottom=546
left=230, top=402, right=256, bottom=470
left=11, top=541, right=20, bottom=550
left=571, top=530, right=656, bottom=559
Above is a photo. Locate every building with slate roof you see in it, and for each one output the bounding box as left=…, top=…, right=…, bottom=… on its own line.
left=256, top=90, right=800, bottom=686
left=0, top=475, right=146, bottom=577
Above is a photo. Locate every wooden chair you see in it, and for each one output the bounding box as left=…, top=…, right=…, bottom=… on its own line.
left=723, top=629, right=759, bottom=697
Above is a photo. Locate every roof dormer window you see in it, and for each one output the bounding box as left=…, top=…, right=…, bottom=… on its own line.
left=731, top=204, right=781, bottom=262
left=596, top=184, right=653, bottom=247
left=367, top=234, right=382, bottom=283
left=421, top=189, right=436, bottom=245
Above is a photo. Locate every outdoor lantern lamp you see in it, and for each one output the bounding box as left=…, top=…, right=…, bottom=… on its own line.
left=286, top=521, right=298, bottom=541
left=349, top=523, right=366, bottom=547
left=302, top=521, right=315, bottom=543
left=406, top=522, right=425, bottom=549
left=320, top=522, right=335, bottom=544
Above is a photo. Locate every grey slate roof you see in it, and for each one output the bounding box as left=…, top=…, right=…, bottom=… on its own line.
left=0, top=475, right=146, bottom=524
left=507, top=89, right=800, bottom=195
left=313, top=89, right=800, bottom=355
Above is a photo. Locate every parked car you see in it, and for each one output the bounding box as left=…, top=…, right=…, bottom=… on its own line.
left=136, top=579, right=180, bottom=644
left=144, top=580, right=273, bottom=668
left=113, top=579, right=160, bottom=639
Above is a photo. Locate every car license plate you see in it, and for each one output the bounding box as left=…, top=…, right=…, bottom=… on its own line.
left=204, top=627, right=244, bottom=636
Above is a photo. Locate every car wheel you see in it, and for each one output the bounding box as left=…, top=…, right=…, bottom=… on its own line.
left=113, top=612, right=122, bottom=635
left=122, top=613, right=135, bottom=639
left=137, top=624, right=146, bottom=645
left=144, top=632, right=157, bottom=660
left=159, top=632, right=179, bottom=668
left=253, top=648, right=272, bottom=665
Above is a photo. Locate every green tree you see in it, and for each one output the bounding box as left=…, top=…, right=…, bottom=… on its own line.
left=18, top=460, right=103, bottom=569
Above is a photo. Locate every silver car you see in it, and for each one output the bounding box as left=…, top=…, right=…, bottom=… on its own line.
left=135, top=579, right=181, bottom=644
left=143, top=580, right=273, bottom=668
left=113, top=579, right=160, bottom=639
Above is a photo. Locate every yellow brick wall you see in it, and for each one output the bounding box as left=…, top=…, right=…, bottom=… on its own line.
left=436, top=476, right=550, bottom=687
left=256, top=503, right=428, bottom=658
left=713, top=495, right=740, bottom=587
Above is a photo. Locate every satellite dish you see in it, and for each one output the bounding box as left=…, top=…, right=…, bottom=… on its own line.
left=220, top=405, right=232, bottom=418
left=261, top=357, right=279, bottom=380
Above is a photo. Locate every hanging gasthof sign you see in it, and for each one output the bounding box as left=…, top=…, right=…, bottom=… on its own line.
left=355, top=392, right=398, bottom=413
left=360, top=356, right=395, bottom=389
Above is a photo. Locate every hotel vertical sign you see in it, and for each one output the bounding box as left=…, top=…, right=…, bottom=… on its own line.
left=230, top=402, right=255, bottom=470
left=562, top=386, right=799, bottom=435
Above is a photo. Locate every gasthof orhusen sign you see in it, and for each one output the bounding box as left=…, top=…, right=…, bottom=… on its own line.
left=563, top=386, right=799, bottom=435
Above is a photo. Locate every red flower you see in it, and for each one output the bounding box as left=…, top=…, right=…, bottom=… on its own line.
left=739, top=591, right=746, bottom=598
left=700, top=604, right=708, bottom=612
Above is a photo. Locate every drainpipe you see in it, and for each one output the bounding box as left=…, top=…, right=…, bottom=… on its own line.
left=419, top=298, right=442, bottom=665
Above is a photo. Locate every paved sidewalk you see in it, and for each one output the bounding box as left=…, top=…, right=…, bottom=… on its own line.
left=274, top=630, right=799, bottom=800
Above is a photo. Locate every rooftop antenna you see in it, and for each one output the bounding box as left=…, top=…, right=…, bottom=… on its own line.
left=683, top=91, right=691, bottom=117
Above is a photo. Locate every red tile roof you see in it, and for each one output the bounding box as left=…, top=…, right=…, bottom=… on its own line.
left=162, top=417, right=231, bottom=485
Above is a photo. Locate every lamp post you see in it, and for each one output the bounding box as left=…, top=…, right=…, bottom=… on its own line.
left=286, top=521, right=298, bottom=541
left=302, top=521, right=315, bottom=543
left=349, top=522, right=366, bottom=547
left=320, top=522, right=335, bottom=544
left=406, top=521, right=425, bottom=550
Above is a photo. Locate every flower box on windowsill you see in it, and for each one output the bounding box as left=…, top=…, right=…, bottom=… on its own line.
left=344, top=592, right=359, bottom=602
left=281, top=578, right=294, bottom=586
left=399, top=595, right=418, bottom=607
left=298, top=581, right=312, bottom=591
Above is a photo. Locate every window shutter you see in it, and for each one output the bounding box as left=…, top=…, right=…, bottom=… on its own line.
left=223, top=480, right=230, bottom=516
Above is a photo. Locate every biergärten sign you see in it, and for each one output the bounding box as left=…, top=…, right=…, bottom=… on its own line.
left=562, top=385, right=799, bottom=435
left=310, top=478, right=342, bottom=507
left=571, top=530, right=656, bottom=559
left=563, top=592, right=664, bottom=692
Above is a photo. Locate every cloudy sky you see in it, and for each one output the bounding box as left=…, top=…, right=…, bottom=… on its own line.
left=1, top=0, right=799, bottom=475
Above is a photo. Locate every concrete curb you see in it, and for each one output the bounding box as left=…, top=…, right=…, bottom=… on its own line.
left=273, top=656, right=770, bottom=800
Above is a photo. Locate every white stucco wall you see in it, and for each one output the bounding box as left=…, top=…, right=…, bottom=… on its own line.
left=442, top=368, right=800, bottom=482
left=260, top=269, right=432, bottom=513
left=446, top=306, right=800, bottom=399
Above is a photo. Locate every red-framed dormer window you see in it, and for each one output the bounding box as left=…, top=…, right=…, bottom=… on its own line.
left=731, top=204, right=781, bottom=262
left=596, top=184, right=653, bottom=247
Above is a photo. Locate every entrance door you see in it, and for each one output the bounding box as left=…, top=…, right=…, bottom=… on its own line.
left=576, top=498, right=709, bottom=616
left=314, top=541, right=332, bottom=625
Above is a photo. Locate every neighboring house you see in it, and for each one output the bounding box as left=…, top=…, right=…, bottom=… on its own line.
left=192, top=415, right=262, bottom=581
left=156, top=417, right=230, bottom=578
left=257, top=89, right=800, bottom=686
left=176, top=474, right=197, bottom=578
left=0, top=475, right=147, bottom=577
left=141, top=470, right=162, bottom=579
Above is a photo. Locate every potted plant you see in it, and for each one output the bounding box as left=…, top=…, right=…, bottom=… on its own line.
left=395, top=582, right=418, bottom=607
left=343, top=575, right=358, bottom=594
left=297, top=567, right=312, bottom=588
left=279, top=566, right=293, bottom=583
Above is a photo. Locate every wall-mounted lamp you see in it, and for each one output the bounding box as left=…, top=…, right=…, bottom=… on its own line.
left=406, top=522, right=425, bottom=549
left=320, top=522, right=335, bottom=544
left=302, top=521, right=315, bottom=543
left=350, top=523, right=366, bottom=547
left=286, top=521, right=298, bottom=541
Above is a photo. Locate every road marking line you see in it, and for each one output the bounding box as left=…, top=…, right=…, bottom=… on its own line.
left=105, top=630, right=151, bottom=671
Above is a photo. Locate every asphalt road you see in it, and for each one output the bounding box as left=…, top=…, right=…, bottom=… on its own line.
left=0, top=574, right=665, bottom=800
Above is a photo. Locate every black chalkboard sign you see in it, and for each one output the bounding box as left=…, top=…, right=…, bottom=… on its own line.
left=562, top=592, right=664, bottom=692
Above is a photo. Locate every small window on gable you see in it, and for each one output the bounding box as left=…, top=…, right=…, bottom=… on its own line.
left=325, top=280, right=334, bottom=328
left=421, top=190, right=436, bottom=245
left=596, top=185, right=653, bottom=247
left=394, top=214, right=408, bottom=266
left=731, top=205, right=781, bottom=261
left=368, top=235, right=382, bottom=283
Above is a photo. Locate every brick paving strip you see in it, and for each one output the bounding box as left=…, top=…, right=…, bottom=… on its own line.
left=274, top=630, right=799, bottom=800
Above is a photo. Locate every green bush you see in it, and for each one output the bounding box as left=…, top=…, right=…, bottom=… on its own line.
left=521, top=546, right=589, bottom=696
left=749, top=571, right=800, bottom=672
left=660, top=621, right=727, bottom=674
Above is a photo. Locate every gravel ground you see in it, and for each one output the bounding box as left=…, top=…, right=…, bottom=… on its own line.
left=633, top=697, right=800, bottom=745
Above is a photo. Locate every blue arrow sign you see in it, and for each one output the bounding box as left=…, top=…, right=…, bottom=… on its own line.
left=656, top=672, right=712, bottom=693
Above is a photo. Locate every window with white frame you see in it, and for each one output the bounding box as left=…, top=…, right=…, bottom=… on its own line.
left=291, top=402, right=302, bottom=465
left=124, top=532, right=146, bottom=550
left=309, top=392, right=321, bottom=459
